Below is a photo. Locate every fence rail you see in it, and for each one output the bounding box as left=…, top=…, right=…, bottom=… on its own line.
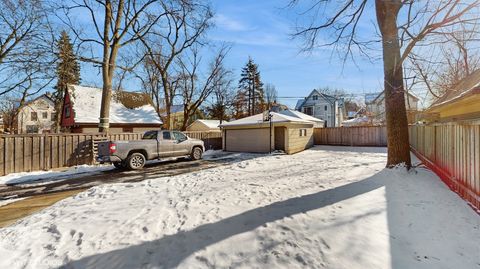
left=0, top=131, right=222, bottom=177
left=314, top=126, right=387, bottom=146
left=409, top=124, right=480, bottom=210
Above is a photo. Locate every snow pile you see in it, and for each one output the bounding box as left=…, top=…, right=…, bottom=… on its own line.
left=0, top=146, right=479, bottom=269
left=68, top=85, right=162, bottom=124
left=342, top=116, right=370, bottom=127
left=0, top=165, right=114, bottom=185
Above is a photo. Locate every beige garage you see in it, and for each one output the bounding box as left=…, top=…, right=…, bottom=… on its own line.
left=220, top=111, right=317, bottom=154
left=224, top=128, right=271, bottom=153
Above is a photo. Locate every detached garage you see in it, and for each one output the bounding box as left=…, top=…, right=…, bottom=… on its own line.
left=220, top=112, right=315, bottom=154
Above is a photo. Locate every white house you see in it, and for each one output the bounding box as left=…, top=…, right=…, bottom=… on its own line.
left=295, top=89, right=345, bottom=127
left=366, top=91, right=419, bottom=124
left=17, top=94, right=56, bottom=134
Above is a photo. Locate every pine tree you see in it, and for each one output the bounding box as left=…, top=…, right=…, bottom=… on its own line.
left=237, top=57, right=264, bottom=116
left=54, top=31, right=80, bottom=132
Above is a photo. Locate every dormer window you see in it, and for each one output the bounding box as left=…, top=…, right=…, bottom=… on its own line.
left=312, top=95, right=318, bottom=100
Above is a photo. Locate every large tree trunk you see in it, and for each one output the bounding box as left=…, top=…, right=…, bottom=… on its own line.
left=99, top=0, right=113, bottom=133
left=375, top=0, right=412, bottom=168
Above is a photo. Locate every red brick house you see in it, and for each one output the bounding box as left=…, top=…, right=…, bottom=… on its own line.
left=61, top=85, right=162, bottom=133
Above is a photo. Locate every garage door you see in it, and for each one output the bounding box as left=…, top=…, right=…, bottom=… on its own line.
left=225, top=128, right=270, bottom=153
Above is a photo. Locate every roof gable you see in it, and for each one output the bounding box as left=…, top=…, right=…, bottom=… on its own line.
left=67, top=85, right=162, bottom=125
left=296, top=89, right=338, bottom=109
left=430, top=69, right=480, bottom=109
left=197, top=120, right=222, bottom=129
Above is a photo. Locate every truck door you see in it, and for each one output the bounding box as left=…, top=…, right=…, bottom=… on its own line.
left=172, top=131, right=190, bottom=156
left=158, top=131, right=175, bottom=157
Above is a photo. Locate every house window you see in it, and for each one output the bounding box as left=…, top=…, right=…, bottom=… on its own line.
left=324, top=105, right=328, bottom=111
left=303, top=107, right=313, bottom=116
left=64, top=105, right=71, bottom=118
left=42, top=112, right=48, bottom=119
left=312, top=95, right=318, bottom=100
left=26, top=125, right=39, bottom=133
left=51, top=113, right=56, bottom=121
left=299, top=129, right=307, bottom=137
left=31, top=112, right=38, bottom=121
left=122, top=127, right=133, bottom=133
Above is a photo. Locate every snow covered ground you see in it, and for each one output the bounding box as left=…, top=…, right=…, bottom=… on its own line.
left=0, top=146, right=478, bottom=269
left=0, top=165, right=115, bottom=186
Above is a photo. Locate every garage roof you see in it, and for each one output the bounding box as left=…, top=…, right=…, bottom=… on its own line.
left=278, top=109, right=325, bottom=123
left=220, top=112, right=313, bottom=127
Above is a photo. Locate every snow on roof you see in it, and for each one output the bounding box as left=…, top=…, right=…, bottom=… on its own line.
left=196, top=119, right=222, bottom=129
left=342, top=116, right=370, bottom=126
left=278, top=109, right=325, bottom=123
left=220, top=112, right=312, bottom=127
left=429, top=69, right=480, bottom=109
left=68, top=85, right=162, bottom=125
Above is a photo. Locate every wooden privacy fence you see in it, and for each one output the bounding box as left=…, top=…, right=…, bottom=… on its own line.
left=409, top=123, right=480, bottom=210
left=183, top=131, right=222, bottom=150
left=0, top=131, right=224, bottom=177
left=0, top=133, right=143, bottom=177
left=314, top=126, right=387, bottom=146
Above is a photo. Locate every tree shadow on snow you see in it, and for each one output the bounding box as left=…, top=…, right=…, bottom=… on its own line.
left=310, top=145, right=387, bottom=154
left=59, top=164, right=475, bottom=269
left=60, top=173, right=387, bottom=269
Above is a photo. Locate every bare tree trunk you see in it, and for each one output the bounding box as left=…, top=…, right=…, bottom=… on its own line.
left=99, top=0, right=114, bottom=133
left=376, top=0, right=411, bottom=168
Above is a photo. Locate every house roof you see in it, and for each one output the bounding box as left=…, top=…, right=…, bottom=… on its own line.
left=189, top=119, right=222, bottom=129
left=67, top=85, right=162, bottom=125
left=278, top=109, right=325, bottom=123
left=429, top=69, right=480, bottom=109
left=373, top=90, right=419, bottom=103
left=220, top=112, right=313, bottom=127
left=295, top=89, right=338, bottom=110
left=18, top=94, right=54, bottom=111
left=160, top=104, right=183, bottom=116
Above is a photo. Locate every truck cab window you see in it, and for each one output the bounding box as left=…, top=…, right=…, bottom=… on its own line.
left=162, top=131, right=172, bottom=140
left=142, top=131, right=157, bottom=140
left=173, top=131, right=187, bottom=142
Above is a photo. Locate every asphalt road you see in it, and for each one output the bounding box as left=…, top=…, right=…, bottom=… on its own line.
left=0, top=157, right=235, bottom=200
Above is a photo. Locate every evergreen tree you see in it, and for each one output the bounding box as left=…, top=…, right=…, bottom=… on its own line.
left=54, top=31, right=80, bottom=132
left=237, top=57, right=264, bottom=116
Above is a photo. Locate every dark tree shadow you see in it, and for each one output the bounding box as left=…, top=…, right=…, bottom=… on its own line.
left=310, top=145, right=387, bottom=154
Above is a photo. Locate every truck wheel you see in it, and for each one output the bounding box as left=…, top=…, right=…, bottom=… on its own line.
left=127, top=153, right=146, bottom=170
left=191, top=147, right=203, bottom=161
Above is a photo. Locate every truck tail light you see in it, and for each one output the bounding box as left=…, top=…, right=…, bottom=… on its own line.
left=109, top=143, right=117, bottom=154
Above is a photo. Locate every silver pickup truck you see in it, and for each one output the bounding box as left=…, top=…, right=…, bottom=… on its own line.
left=97, top=130, right=205, bottom=170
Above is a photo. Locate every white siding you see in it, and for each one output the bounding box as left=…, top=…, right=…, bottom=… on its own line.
left=17, top=97, right=56, bottom=134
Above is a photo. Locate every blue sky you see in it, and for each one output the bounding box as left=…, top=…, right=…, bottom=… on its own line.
left=76, top=0, right=386, bottom=109
left=207, top=0, right=385, bottom=108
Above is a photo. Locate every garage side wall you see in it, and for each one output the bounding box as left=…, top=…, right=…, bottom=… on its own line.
left=285, top=125, right=314, bottom=154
